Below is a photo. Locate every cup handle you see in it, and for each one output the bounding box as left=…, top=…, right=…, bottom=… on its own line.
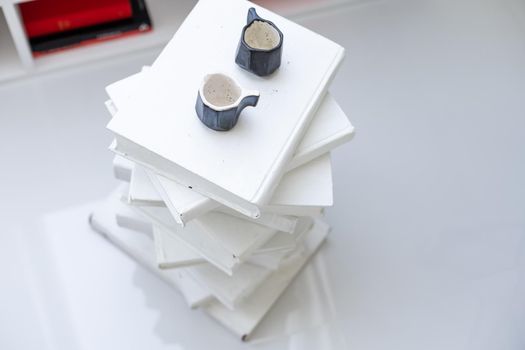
left=239, top=89, right=260, bottom=110
left=242, top=89, right=260, bottom=99
left=247, top=7, right=262, bottom=24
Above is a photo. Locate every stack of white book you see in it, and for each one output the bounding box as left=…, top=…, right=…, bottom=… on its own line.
left=90, top=0, right=353, bottom=340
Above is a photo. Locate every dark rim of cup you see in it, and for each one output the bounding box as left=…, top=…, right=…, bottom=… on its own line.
left=240, top=18, right=283, bottom=53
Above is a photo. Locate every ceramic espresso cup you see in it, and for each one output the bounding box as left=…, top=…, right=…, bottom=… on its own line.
left=195, top=73, right=260, bottom=131
left=235, top=7, right=283, bottom=77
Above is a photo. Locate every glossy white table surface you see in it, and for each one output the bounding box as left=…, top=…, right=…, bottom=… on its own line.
left=1, top=0, right=524, bottom=348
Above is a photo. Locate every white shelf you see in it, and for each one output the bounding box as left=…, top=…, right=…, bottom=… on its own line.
left=0, top=0, right=360, bottom=83
left=0, top=6, right=26, bottom=81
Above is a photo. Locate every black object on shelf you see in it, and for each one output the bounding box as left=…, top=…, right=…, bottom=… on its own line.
left=28, top=0, right=152, bottom=56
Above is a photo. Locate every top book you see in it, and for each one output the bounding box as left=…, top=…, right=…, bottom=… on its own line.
left=107, top=0, right=344, bottom=218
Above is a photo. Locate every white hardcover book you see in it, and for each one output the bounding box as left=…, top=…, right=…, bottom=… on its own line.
left=127, top=210, right=311, bottom=270
left=89, top=188, right=212, bottom=308
left=107, top=0, right=345, bottom=218
left=156, top=153, right=333, bottom=212
left=203, top=219, right=330, bottom=340
left=146, top=168, right=216, bottom=220
left=128, top=164, right=164, bottom=207
left=245, top=254, right=283, bottom=271
left=188, top=262, right=272, bottom=311
left=104, top=99, right=118, bottom=116
left=153, top=215, right=313, bottom=271
left=267, top=154, right=333, bottom=208
left=146, top=168, right=297, bottom=233
left=112, top=155, right=133, bottom=183
left=105, top=66, right=148, bottom=108
left=155, top=235, right=288, bottom=272
left=107, top=71, right=350, bottom=225
left=112, top=149, right=134, bottom=182
left=262, top=205, right=324, bottom=217
left=152, top=224, right=273, bottom=310
left=115, top=209, right=153, bottom=235
left=122, top=153, right=333, bottom=225
left=98, top=190, right=281, bottom=310
left=286, top=98, right=354, bottom=171
left=114, top=164, right=324, bottom=217
left=153, top=225, right=204, bottom=269
left=93, top=196, right=329, bottom=339
left=134, top=205, right=278, bottom=275
left=106, top=69, right=353, bottom=174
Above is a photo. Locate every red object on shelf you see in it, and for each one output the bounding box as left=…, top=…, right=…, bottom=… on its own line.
left=19, top=0, right=133, bottom=38
left=31, top=25, right=152, bottom=57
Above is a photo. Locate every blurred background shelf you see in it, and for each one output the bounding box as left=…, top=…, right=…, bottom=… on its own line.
left=0, top=0, right=361, bottom=84
left=31, top=0, right=196, bottom=72
left=0, top=7, right=26, bottom=81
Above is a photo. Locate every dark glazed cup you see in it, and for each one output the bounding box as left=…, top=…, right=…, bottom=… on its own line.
left=195, top=73, right=260, bottom=131
left=235, top=7, right=283, bottom=77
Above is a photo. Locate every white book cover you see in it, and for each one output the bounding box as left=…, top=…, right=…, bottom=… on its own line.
left=188, top=262, right=272, bottom=311
left=245, top=253, right=284, bottom=271
left=92, top=198, right=266, bottom=312
left=203, top=219, right=330, bottom=340
left=115, top=207, right=153, bottom=235
left=267, top=153, right=333, bottom=208
left=114, top=164, right=324, bottom=217
left=157, top=234, right=292, bottom=272
left=136, top=203, right=317, bottom=276
left=107, top=69, right=350, bottom=224
left=153, top=216, right=313, bottom=272
left=112, top=155, right=133, bottom=183
left=153, top=225, right=204, bottom=269
left=89, top=188, right=212, bottom=308
left=107, top=0, right=345, bottom=218
left=115, top=200, right=313, bottom=261
left=134, top=205, right=278, bottom=275
left=146, top=167, right=298, bottom=233
left=125, top=209, right=312, bottom=271
left=122, top=153, right=333, bottom=225
left=120, top=209, right=316, bottom=310
left=286, top=97, right=354, bottom=171
left=128, top=163, right=164, bottom=206
left=112, top=152, right=133, bottom=182
left=106, top=68, right=354, bottom=174
left=154, top=153, right=333, bottom=214
left=152, top=224, right=274, bottom=310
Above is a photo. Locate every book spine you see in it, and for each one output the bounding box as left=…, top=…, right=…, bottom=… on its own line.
left=111, top=137, right=261, bottom=220
left=23, top=3, right=133, bottom=38
left=285, top=123, right=354, bottom=172
left=253, top=47, right=346, bottom=205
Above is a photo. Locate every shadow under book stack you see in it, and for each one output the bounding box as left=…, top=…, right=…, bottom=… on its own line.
left=92, top=0, right=354, bottom=341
